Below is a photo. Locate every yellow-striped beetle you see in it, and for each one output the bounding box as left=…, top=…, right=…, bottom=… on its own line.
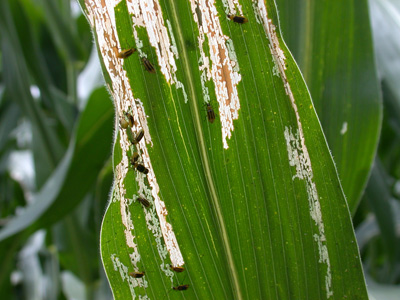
left=206, top=103, right=216, bottom=123
left=124, top=112, right=134, bottom=127
left=142, top=57, right=156, bottom=73
left=117, top=48, right=136, bottom=59
left=134, top=129, right=144, bottom=144
left=120, top=117, right=129, bottom=129
left=127, top=129, right=144, bottom=145
left=137, top=197, right=151, bottom=208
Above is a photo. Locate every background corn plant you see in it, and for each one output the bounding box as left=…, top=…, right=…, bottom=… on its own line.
left=0, top=0, right=399, bottom=299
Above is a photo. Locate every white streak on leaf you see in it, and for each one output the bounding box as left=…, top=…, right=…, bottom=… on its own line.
left=85, top=0, right=184, bottom=285
left=166, top=19, right=179, bottom=59
left=190, top=0, right=242, bottom=149
left=340, top=122, right=348, bottom=135
left=226, top=39, right=240, bottom=72
left=126, top=1, right=188, bottom=103
left=222, top=0, right=243, bottom=15
left=127, top=1, right=175, bottom=83
left=255, top=0, right=333, bottom=297
left=284, top=127, right=332, bottom=299
left=111, top=253, right=148, bottom=297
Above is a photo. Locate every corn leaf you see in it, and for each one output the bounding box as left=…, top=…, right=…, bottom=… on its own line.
left=81, top=0, right=368, bottom=299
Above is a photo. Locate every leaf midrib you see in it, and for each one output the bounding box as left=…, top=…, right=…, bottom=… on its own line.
left=167, top=2, right=242, bottom=299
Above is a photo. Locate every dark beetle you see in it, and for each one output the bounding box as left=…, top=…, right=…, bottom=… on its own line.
left=173, top=284, right=189, bottom=291
left=129, top=271, right=145, bottom=278
left=135, top=163, right=149, bottom=174
left=227, top=14, right=248, bottom=24
left=170, top=265, right=185, bottom=273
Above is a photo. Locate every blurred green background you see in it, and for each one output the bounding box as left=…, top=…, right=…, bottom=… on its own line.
left=0, top=0, right=399, bottom=299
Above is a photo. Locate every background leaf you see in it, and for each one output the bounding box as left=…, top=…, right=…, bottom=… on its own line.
left=276, top=0, right=382, bottom=213
left=0, top=0, right=65, bottom=187
left=0, top=87, right=113, bottom=241
left=353, top=0, right=400, bottom=289
left=0, top=0, right=114, bottom=298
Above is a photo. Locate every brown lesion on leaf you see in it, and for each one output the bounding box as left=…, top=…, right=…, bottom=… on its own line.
left=204, top=1, right=235, bottom=106
left=200, top=2, right=235, bottom=107
left=217, top=44, right=234, bottom=105
left=153, top=0, right=159, bottom=13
